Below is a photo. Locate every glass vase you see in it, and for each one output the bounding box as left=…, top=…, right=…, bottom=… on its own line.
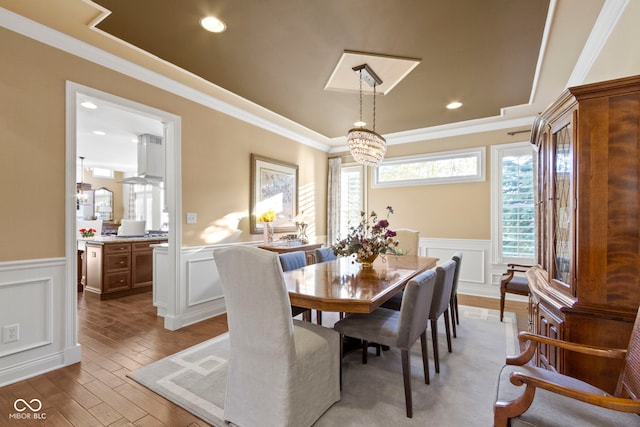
left=263, top=223, right=274, bottom=244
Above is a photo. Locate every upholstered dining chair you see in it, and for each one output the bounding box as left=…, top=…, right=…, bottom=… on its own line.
left=314, top=246, right=337, bottom=263
left=214, top=245, right=340, bottom=427
left=379, top=229, right=421, bottom=312
left=278, top=251, right=312, bottom=322
left=494, top=307, right=640, bottom=426
left=333, top=268, right=437, bottom=418
left=429, top=259, right=457, bottom=374
left=500, top=263, right=532, bottom=322
left=449, top=251, right=463, bottom=338
left=394, top=228, right=420, bottom=255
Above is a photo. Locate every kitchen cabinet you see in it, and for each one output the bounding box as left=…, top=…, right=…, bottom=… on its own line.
left=85, top=237, right=166, bottom=299
left=528, top=75, right=640, bottom=393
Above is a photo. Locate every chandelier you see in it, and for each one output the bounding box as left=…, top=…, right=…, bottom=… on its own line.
left=347, top=64, right=386, bottom=167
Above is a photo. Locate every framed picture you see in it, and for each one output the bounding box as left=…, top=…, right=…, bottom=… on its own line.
left=250, top=154, right=299, bottom=234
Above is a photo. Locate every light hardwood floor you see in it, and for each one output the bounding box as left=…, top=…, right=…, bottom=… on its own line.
left=0, top=291, right=526, bottom=426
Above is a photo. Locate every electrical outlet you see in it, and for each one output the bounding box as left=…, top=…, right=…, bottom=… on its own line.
left=2, top=324, right=19, bottom=343
left=186, top=212, right=197, bottom=224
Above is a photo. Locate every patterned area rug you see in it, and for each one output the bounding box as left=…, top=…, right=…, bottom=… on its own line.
left=128, top=306, right=518, bottom=426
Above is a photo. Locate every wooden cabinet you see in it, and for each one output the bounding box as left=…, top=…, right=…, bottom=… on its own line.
left=258, top=242, right=323, bottom=264
left=85, top=239, right=164, bottom=299
left=132, top=241, right=155, bottom=288
left=528, top=75, right=640, bottom=393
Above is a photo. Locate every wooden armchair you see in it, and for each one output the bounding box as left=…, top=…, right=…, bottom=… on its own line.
left=499, top=264, right=532, bottom=322
left=493, top=308, right=640, bottom=426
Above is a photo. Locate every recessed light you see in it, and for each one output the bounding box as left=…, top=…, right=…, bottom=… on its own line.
left=446, top=101, right=463, bottom=110
left=353, top=121, right=366, bottom=127
left=81, top=101, right=97, bottom=109
left=93, top=130, right=106, bottom=136
left=200, top=16, right=226, bottom=33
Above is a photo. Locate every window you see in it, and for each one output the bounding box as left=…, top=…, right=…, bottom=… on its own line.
left=373, top=147, right=485, bottom=187
left=491, top=142, right=535, bottom=264
left=339, top=164, right=365, bottom=239
left=92, top=167, right=113, bottom=178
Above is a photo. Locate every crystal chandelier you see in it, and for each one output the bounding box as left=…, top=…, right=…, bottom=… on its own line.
left=347, top=64, right=386, bottom=167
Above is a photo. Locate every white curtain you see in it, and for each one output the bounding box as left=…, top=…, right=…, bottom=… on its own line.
left=327, top=157, right=342, bottom=246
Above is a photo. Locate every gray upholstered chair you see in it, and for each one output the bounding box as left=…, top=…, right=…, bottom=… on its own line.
left=333, top=268, right=437, bottom=418
left=214, top=246, right=340, bottom=427
left=278, top=251, right=312, bottom=321
left=314, top=246, right=337, bottom=263
left=450, top=251, right=463, bottom=338
left=429, top=259, right=456, bottom=373
left=494, top=307, right=640, bottom=426
left=379, top=229, right=420, bottom=311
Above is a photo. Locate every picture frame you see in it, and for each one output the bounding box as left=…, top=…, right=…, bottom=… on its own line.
left=250, top=154, right=299, bottom=234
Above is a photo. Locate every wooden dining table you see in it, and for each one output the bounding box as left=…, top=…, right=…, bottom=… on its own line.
left=282, top=255, right=439, bottom=314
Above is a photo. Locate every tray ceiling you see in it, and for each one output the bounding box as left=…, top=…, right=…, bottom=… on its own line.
left=90, top=0, right=550, bottom=139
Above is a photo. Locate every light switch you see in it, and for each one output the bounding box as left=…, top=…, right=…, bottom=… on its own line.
left=186, top=212, right=197, bottom=224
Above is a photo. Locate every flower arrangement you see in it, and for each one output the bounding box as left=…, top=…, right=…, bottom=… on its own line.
left=332, top=206, right=399, bottom=266
left=79, top=228, right=96, bottom=238
left=260, top=209, right=276, bottom=223
left=260, top=209, right=276, bottom=243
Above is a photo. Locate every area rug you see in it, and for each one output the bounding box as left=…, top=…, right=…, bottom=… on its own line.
left=128, top=306, right=519, bottom=426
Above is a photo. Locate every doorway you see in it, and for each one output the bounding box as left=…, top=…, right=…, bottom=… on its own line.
left=65, top=81, right=182, bottom=342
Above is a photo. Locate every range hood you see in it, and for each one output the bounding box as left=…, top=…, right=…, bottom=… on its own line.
left=122, top=134, right=164, bottom=185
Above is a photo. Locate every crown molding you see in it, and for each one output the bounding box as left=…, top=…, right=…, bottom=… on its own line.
left=566, top=0, right=629, bottom=87
left=0, top=6, right=331, bottom=152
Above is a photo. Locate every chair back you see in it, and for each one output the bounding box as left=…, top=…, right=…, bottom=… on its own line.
left=214, top=246, right=295, bottom=360
left=314, top=246, right=337, bottom=263
left=117, top=219, right=146, bottom=236
left=394, top=229, right=420, bottom=255
left=76, top=219, right=103, bottom=238
left=616, top=307, right=640, bottom=398
left=278, top=251, right=307, bottom=272
left=397, top=269, right=437, bottom=348
left=429, top=260, right=457, bottom=318
left=451, top=251, right=463, bottom=294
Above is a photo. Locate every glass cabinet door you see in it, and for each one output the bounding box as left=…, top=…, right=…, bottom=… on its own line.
left=550, top=120, right=574, bottom=291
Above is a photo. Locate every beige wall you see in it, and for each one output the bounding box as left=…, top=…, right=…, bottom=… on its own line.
left=0, top=27, right=327, bottom=261
left=339, top=128, right=532, bottom=241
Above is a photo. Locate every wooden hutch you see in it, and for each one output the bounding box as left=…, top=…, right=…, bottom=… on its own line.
left=528, top=75, right=640, bottom=393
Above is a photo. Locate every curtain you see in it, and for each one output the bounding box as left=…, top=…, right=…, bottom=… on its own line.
left=327, top=157, right=342, bottom=246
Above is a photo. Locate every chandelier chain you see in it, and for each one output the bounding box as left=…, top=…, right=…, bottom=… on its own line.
left=359, top=70, right=363, bottom=124
left=373, top=83, right=377, bottom=133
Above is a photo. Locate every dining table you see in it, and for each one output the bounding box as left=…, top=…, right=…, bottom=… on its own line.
left=282, top=254, right=439, bottom=314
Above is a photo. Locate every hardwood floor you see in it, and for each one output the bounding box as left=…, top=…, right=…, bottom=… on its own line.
left=0, top=291, right=527, bottom=426
left=0, top=292, right=227, bottom=427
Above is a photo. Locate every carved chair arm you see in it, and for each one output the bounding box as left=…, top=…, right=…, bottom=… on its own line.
left=506, top=331, right=627, bottom=366
left=509, top=368, right=640, bottom=413
left=506, top=263, right=534, bottom=273
left=501, top=264, right=534, bottom=286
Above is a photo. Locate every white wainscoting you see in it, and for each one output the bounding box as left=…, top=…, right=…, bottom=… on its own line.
left=419, top=237, right=500, bottom=299
left=154, top=244, right=240, bottom=330
left=0, top=258, right=81, bottom=387
left=155, top=239, right=502, bottom=330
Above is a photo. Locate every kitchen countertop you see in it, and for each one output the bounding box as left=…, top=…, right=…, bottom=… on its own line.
left=78, top=235, right=168, bottom=250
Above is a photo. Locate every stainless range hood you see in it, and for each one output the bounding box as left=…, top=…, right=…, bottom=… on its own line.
left=122, top=133, right=164, bottom=185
